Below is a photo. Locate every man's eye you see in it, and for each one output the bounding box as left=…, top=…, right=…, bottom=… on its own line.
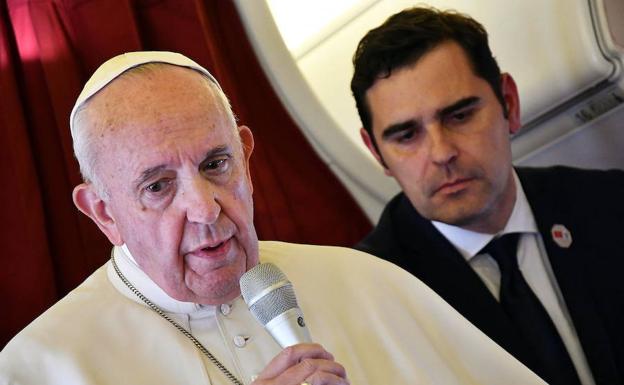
left=202, top=157, right=229, bottom=173
left=398, top=130, right=415, bottom=142
left=206, top=159, right=226, bottom=169
left=391, top=129, right=417, bottom=144
left=454, top=112, right=467, bottom=120
left=448, top=109, right=474, bottom=124
left=146, top=182, right=162, bottom=192
left=145, top=181, right=166, bottom=193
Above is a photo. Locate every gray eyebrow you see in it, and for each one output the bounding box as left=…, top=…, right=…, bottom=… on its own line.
left=133, top=165, right=167, bottom=190
left=132, top=145, right=231, bottom=189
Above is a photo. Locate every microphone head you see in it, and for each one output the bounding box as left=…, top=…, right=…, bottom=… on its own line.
left=240, top=263, right=312, bottom=347
left=239, top=263, right=298, bottom=326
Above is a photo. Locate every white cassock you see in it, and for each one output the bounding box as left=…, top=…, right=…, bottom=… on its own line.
left=0, top=241, right=545, bottom=384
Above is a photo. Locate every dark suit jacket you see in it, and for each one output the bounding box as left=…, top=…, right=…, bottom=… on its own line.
left=356, top=166, right=624, bottom=384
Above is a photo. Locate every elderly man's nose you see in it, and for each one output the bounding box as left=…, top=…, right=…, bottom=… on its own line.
left=183, top=178, right=221, bottom=224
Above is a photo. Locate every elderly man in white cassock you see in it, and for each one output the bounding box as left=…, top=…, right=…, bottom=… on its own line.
left=0, top=52, right=546, bottom=385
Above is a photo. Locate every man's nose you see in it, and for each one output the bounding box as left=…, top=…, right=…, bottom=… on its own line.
left=428, top=125, right=458, bottom=166
left=181, top=176, right=221, bottom=224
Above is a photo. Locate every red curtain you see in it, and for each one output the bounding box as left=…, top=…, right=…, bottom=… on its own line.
left=0, top=0, right=371, bottom=348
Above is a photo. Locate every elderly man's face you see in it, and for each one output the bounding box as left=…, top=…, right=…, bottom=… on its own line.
left=75, top=66, right=258, bottom=305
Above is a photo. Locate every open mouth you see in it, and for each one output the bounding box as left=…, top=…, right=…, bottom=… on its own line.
left=202, top=242, right=224, bottom=252
left=195, top=237, right=234, bottom=255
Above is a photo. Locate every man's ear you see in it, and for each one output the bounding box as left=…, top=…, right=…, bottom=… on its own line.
left=501, top=73, right=521, bottom=135
left=73, top=183, right=123, bottom=245
left=238, top=125, right=255, bottom=193
left=360, top=128, right=392, bottom=176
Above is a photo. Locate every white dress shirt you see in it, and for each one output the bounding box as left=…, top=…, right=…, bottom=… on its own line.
left=433, top=171, right=595, bottom=385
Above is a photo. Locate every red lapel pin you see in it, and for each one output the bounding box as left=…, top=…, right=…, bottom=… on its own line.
left=551, top=224, right=572, bottom=248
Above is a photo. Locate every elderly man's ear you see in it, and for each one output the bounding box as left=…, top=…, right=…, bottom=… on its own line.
left=238, top=125, right=255, bottom=191
left=73, top=184, right=123, bottom=245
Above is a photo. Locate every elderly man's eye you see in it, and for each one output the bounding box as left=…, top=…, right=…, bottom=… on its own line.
left=207, top=159, right=226, bottom=169
left=202, top=158, right=229, bottom=173
left=146, top=181, right=165, bottom=193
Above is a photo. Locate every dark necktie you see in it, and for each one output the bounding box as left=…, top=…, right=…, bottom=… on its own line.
left=483, top=233, right=581, bottom=385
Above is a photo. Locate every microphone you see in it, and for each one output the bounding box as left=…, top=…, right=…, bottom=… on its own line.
left=239, top=263, right=312, bottom=348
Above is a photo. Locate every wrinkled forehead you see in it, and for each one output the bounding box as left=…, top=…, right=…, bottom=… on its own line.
left=80, top=67, right=241, bottom=183
left=83, top=66, right=237, bottom=150
left=70, top=51, right=221, bottom=141
left=87, top=64, right=219, bottom=117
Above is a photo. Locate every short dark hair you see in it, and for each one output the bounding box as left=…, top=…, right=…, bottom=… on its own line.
left=351, top=6, right=507, bottom=148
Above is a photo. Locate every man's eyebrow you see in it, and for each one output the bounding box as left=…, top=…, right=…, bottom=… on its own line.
left=380, top=96, right=481, bottom=140
left=133, top=145, right=232, bottom=189
left=198, top=145, right=230, bottom=166
left=134, top=165, right=167, bottom=189
left=204, top=145, right=230, bottom=158
left=199, top=145, right=232, bottom=169
left=437, top=96, right=481, bottom=118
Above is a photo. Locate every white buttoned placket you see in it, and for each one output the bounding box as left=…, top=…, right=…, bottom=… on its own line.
left=213, top=297, right=282, bottom=384
left=110, top=246, right=282, bottom=385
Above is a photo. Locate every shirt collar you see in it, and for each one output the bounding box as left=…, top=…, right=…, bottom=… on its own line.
left=432, top=170, right=538, bottom=261
left=107, top=244, right=216, bottom=314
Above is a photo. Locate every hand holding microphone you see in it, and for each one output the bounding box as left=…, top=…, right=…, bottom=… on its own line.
left=240, top=263, right=349, bottom=385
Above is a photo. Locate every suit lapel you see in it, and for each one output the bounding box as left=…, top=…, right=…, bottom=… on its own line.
left=518, top=168, right=620, bottom=383
left=392, top=195, right=538, bottom=366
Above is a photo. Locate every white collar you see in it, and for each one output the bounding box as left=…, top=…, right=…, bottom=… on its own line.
left=432, top=170, right=538, bottom=261
left=107, top=245, right=216, bottom=315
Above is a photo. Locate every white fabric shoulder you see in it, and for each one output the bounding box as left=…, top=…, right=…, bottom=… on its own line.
left=257, top=241, right=545, bottom=385
left=0, top=264, right=213, bottom=385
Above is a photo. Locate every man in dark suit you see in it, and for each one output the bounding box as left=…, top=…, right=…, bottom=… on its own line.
left=351, top=6, right=624, bottom=385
